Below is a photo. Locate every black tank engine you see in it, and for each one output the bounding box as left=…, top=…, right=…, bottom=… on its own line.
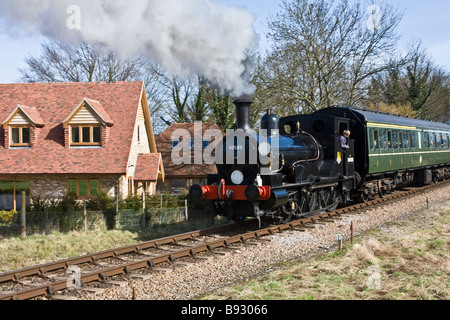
left=189, top=98, right=450, bottom=225
left=190, top=98, right=356, bottom=225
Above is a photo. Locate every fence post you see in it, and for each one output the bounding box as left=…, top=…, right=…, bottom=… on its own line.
left=142, top=192, right=146, bottom=229
left=20, top=191, right=26, bottom=239
left=185, top=199, right=188, bottom=221
left=84, top=201, right=87, bottom=235
left=115, top=185, right=119, bottom=215
left=45, top=200, right=49, bottom=235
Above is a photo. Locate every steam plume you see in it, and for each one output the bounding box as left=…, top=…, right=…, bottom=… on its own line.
left=0, top=0, right=259, bottom=96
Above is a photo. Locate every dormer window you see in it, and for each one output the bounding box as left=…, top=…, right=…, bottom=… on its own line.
left=10, top=126, right=31, bottom=147
left=2, top=105, right=44, bottom=149
left=70, top=125, right=102, bottom=146
left=63, top=98, right=114, bottom=148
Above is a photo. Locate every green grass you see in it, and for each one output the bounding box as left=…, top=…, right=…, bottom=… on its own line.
left=200, top=206, right=450, bottom=301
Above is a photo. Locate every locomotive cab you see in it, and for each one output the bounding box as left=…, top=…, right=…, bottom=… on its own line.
left=279, top=113, right=356, bottom=188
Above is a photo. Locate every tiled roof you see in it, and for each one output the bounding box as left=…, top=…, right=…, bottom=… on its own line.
left=0, top=81, right=145, bottom=175
left=134, top=153, right=162, bottom=181
left=156, top=123, right=223, bottom=177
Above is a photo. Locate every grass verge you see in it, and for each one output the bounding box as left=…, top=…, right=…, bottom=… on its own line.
left=200, top=204, right=450, bottom=300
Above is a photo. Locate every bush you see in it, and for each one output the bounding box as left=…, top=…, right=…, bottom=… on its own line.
left=0, top=210, right=19, bottom=224
left=29, top=195, right=81, bottom=213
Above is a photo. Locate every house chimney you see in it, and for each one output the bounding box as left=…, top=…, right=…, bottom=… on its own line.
left=234, top=96, right=253, bottom=132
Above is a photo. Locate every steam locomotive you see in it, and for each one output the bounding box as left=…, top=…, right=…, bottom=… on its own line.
left=190, top=98, right=450, bottom=225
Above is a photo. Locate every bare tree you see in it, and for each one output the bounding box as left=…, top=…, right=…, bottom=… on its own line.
left=255, top=0, right=405, bottom=114
left=19, top=38, right=148, bottom=83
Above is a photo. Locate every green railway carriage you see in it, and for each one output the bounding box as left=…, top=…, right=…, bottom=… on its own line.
left=313, top=107, right=450, bottom=198
left=367, top=122, right=450, bottom=175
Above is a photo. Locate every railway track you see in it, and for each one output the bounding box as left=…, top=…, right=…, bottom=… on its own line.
left=1, top=180, right=449, bottom=300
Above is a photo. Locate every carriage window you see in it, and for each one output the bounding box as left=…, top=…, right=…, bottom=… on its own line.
left=423, top=133, right=429, bottom=148
left=392, top=130, right=399, bottom=149
left=429, top=132, right=436, bottom=148
left=387, top=131, right=392, bottom=149
left=372, top=129, right=379, bottom=149
left=369, top=129, right=374, bottom=149
left=436, top=134, right=442, bottom=149
left=403, top=131, right=410, bottom=149
left=411, top=132, right=416, bottom=148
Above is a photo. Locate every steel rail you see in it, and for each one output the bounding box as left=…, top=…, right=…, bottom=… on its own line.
left=1, top=180, right=448, bottom=300
left=0, top=222, right=244, bottom=284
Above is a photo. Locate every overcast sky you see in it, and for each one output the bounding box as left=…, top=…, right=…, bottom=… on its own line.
left=0, top=0, right=449, bottom=84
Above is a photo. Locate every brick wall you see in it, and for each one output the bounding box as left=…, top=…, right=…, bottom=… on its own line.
left=4, top=125, right=10, bottom=149
left=28, top=174, right=125, bottom=200
left=64, top=126, right=70, bottom=148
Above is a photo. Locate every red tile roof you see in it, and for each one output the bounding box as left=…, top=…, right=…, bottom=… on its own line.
left=134, top=153, right=162, bottom=181
left=156, top=123, right=223, bottom=177
left=0, top=81, right=146, bottom=175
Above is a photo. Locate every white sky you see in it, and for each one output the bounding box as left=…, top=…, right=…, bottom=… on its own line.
left=0, top=0, right=449, bottom=83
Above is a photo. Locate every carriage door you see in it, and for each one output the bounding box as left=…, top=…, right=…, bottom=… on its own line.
left=337, top=120, right=355, bottom=177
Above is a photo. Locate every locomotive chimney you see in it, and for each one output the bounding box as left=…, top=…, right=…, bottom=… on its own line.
left=234, top=96, right=253, bottom=132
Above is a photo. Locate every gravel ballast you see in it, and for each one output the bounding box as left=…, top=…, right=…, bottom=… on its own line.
left=81, top=184, right=450, bottom=300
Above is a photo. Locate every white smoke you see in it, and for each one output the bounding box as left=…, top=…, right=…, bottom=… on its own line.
left=0, top=0, right=259, bottom=96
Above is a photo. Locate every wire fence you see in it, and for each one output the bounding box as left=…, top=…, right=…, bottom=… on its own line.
left=0, top=193, right=213, bottom=238
left=0, top=207, right=190, bottom=238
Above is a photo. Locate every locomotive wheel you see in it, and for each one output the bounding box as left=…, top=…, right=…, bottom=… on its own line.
left=322, top=187, right=340, bottom=212
left=360, top=192, right=370, bottom=203
left=278, top=206, right=295, bottom=224
left=298, top=190, right=317, bottom=217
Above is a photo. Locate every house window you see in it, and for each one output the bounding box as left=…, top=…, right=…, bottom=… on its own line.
left=67, top=179, right=99, bottom=197
left=10, top=126, right=31, bottom=147
left=0, top=180, right=30, bottom=211
left=171, top=179, right=186, bottom=194
left=70, top=125, right=101, bottom=146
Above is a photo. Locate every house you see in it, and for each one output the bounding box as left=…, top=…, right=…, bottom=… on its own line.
left=0, top=81, right=164, bottom=211
left=156, top=122, right=223, bottom=194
